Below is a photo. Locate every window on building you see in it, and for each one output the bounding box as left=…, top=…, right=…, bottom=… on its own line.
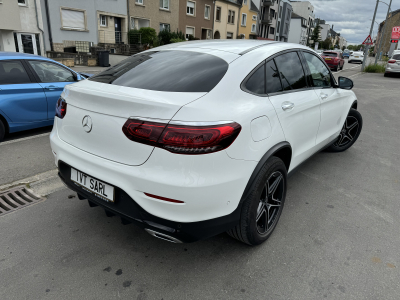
left=205, top=5, right=211, bottom=19
left=274, top=52, right=307, bottom=91
left=0, top=61, right=31, bottom=85
left=207, top=29, right=212, bottom=39
left=270, top=27, right=275, bottom=35
left=136, top=0, right=143, bottom=4
left=227, top=32, right=233, bottom=39
left=241, top=13, right=247, bottom=26
left=131, top=17, right=150, bottom=30
left=279, top=7, right=282, bottom=18
left=228, top=10, right=235, bottom=24
left=186, top=27, right=194, bottom=40
left=160, top=23, right=170, bottom=32
left=216, top=7, right=221, bottom=21
left=277, top=21, right=280, bottom=33
left=270, top=9, right=275, bottom=19
left=100, top=15, right=107, bottom=27
left=18, top=0, right=26, bottom=6
left=251, top=24, right=256, bottom=33
left=187, top=1, right=195, bottom=15
left=252, top=15, right=257, bottom=21
left=61, top=8, right=86, bottom=30
left=160, top=0, right=169, bottom=10
left=244, top=0, right=248, bottom=4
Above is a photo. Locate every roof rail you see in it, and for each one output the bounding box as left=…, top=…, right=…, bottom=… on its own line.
left=239, top=42, right=281, bottom=55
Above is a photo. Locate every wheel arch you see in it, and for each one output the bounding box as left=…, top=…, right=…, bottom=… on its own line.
left=239, top=142, right=292, bottom=204
left=0, top=113, right=9, bottom=135
left=351, top=100, right=358, bottom=110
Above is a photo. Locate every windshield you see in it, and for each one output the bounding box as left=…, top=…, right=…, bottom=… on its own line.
left=392, top=54, right=400, bottom=60
left=89, top=50, right=229, bottom=93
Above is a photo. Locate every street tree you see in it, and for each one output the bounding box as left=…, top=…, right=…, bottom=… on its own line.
left=310, top=19, right=322, bottom=49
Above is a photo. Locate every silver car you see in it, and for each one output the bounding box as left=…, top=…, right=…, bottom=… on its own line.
left=385, top=50, right=400, bottom=77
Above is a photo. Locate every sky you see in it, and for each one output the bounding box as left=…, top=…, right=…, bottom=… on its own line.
left=303, top=0, right=400, bottom=45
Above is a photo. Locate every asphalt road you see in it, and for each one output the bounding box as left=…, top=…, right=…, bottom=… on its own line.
left=1, top=65, right=399, bottom=299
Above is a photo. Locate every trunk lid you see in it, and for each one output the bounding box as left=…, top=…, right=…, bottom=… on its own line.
left=58, top=80, right=206, bottom=166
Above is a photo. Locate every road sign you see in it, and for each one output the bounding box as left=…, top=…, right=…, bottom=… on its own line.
left=392, top=27, right=400, bottom=40
left=362, top=35, right=373, bottom=45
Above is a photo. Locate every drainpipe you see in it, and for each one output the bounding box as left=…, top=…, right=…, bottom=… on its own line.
left=237, top=1, right=241, bottom=39
left=212, top=1, right=215, bottom=39
left=127, top=0, right=130, bottom=30
left=34, top=0, right=46, bottom=55
left=44, top=0, right=54, bottom=52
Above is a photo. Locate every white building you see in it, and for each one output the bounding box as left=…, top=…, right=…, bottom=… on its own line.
left=258, top=0, right=280, bottom=40
left=320, top=23, right=331, bottom=41
left=287, top=13, right=307, bottom=45
left=289, top=0, right=315, bottom=44
left=0, top=0, right=45, bottom=55
left=275, top=0, right=292, bottom=42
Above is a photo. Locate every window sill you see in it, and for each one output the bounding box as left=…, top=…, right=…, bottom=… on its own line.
left=186, top=14, right=195, bottom=17
left=159, top=8, right=171, bottom=12
left=61, top=28, right=89, bottom=32
left=135, top=3, right=145, bottom=7
left=241, top=25, right=246, bottom=27
left=100, top=25, right=107, bottom=27
left=204, top=17, right=210, bottom=20
left=215, top=20, right=221, bottom=22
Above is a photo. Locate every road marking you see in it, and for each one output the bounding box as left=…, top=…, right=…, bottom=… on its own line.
left=0, top=132, right=50, bottom=146
left=335, top=65, right=361, bottom=74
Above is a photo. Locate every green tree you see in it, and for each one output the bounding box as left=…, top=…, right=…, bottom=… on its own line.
left=310, top=19, right=322, bottom=49
left=320, top=38, right=332, bottom=50
left=139, top=27, right=157, bottom=45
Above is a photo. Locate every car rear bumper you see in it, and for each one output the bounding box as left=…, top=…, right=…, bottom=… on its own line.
left=50, top=118, right=257, bottom=240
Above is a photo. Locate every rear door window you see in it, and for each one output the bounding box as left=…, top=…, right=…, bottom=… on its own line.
left=274, top=52, right=308, bottom=91
left=0, top=60, right=31, bottom=85
left=89, top=50, right=229, bottom=93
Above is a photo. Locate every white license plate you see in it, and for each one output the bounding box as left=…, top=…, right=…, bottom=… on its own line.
left=71, top=168, right=115, bottom=202
left=355, top=56, right=359, bottom=58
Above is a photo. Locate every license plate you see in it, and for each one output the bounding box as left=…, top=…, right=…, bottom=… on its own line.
left=355, top=56, right=359, bottom=58
left=325, top=58, right=332, bottom=61
left=71, top=168, right=115, bottom=202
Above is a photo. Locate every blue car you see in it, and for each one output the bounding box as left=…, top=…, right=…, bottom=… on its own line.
left=343, top=50, right=350, bottom=59
left=0, top=52, right=89, bottom=141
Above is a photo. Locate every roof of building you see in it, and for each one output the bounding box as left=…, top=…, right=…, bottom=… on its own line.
left=250, top=0, right=259, bottom=12
left=291, top=13, right=304, bottom=19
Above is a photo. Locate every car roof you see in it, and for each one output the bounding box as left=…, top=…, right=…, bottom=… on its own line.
left=0, top=52, right=53, bottom=61
left=149, top=40, right=279, bottom=55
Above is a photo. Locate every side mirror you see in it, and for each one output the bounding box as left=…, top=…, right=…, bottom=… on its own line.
left=338, top=76, right=353, bottom=90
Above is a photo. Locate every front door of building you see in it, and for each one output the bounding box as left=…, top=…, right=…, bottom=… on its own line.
left=15, top=33, right=39, bottom=55
left=115, top=18, right=122, bottom=43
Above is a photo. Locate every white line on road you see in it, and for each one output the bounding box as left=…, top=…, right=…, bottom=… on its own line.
left=335, top=65, right=362, bottom=74
left=0, top=132, right=50, bottom=146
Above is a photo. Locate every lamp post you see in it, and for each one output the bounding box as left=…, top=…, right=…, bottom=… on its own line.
left=375, top=0, right=393, bottom=64
left=362, top=0, right=379, bottom=71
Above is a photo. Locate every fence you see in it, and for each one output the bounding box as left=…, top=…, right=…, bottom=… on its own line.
left=98, top=31, right=142, bottom=45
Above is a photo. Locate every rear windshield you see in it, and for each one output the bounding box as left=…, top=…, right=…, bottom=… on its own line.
left=322, top=52, right=338, bottom=57
left=89, top=50, right=229, bottom=93
left=392, top=54, right=400, bottom=60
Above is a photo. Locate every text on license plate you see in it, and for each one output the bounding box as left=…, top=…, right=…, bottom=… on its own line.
left=325, top=58, right=332, bottom=60
left=71, top=168, right=115, bottom=202
left=355, top=56, right=359, bottom=58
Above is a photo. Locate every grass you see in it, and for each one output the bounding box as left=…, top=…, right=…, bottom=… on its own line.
left=364, top=63, right=387, bottom=73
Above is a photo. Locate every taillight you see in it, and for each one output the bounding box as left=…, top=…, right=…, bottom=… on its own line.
left=388, top=59, right=396, bottom=64
left=55, top=97, right=67, bottom=119
left=122, top=119, right=241, bottom=155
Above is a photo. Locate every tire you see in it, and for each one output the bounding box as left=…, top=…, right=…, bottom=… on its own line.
left=326, top=109, right=363, bottom=153
left=0, top=119, right=5, bottom=142
left=334, top=66, right=338, bottom=72
left=227, top=157, right=287, bottom=246
left=384, top=73, right=389, bottom=77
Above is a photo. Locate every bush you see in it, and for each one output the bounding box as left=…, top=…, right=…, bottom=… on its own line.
left=170, top=38, right=185, bottom=43
left=364, top=63, right=386, bottom=73
left=187, top=34, right=195, bottom=41
left=139, top=27, right=157, bottom=45
left=128, top=29, right=140, bottom=44
left=158, top=29, right=172, bottom=45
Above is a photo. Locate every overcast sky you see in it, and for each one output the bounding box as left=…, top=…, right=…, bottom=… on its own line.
left=304, top=0, right=400, bottom=44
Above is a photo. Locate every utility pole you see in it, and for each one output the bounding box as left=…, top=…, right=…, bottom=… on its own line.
left=362, top=0, right=379, bottom=71
left=375, top=0, right=393, bottom=64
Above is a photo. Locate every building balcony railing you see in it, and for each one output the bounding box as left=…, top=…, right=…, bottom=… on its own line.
left=262, top=0, right=275, bottom=7
left=261, top=14, right=274, bottom=24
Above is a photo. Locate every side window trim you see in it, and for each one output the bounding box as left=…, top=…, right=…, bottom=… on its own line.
left=301, top=50, right=336, bottom=89
left=20, top=60, right=39, bottom=83
left=0, top=59, right=36, bottom=85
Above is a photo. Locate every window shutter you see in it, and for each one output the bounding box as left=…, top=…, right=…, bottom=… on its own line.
left=62, top=9, right=85, bottom=30
left=187, top=1, right=194, bottom=8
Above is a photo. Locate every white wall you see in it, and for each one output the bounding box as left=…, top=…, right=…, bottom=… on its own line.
left=0, top=30, right=17, bottom=52
left=320, top=24, right=330, bottom=41
left=288, top=18, right=301, bottom=44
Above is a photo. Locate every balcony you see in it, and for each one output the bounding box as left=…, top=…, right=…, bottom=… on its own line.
left=261, top=14, right=274, bottom=25
left=262, top=0, right=275, bottom=7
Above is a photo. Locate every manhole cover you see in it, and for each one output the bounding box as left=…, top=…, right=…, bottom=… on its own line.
left=0, top=186, right=43, bottom=216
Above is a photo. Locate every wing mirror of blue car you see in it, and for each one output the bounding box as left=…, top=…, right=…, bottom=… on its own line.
left=338, top=76, right=354, bottom=90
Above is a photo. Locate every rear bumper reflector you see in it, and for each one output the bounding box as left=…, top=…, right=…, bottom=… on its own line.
left=144, top=193, right=185, bottom=204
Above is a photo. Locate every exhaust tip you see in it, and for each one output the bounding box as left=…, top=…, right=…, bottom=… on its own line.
left=145, top=228, right=182, bottom=243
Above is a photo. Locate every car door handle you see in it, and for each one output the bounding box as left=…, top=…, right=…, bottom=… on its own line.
left=320, top=93, right=328, bottom=100
left=281, top=102, right=295, bottom=111
left=44, top=85, right=57, bottom=90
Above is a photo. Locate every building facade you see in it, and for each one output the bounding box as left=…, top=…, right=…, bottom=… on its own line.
left=213, top=0, right=241, bottom=39
left=238, top=0, right=259, bottom=39
left=275, top=0, right=292, bottom=42
left=287, top=13, right=307, bottom=45
left=375, top=9, right=400, bottom=56
left=40, top=0, right=128, bottom=52
left=258, top=0, right=279, bottom=40
left=179, top=0, right=214, bottom=40
left=289, top=0, right=314, bottom=45
left=130, top=0, right=179, bottom=35
left=0, top=0, right=45, bottom=56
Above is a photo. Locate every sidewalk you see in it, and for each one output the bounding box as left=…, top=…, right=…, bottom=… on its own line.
left=70, top=66, right=109, bottom=75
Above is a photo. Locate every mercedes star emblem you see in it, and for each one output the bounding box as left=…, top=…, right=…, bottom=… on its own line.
left=82, top=115, right=93, bottom=133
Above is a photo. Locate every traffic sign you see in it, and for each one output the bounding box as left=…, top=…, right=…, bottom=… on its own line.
left=392, top=27, right=400, bottom=40
left=362, top=35, right=373, bottom=45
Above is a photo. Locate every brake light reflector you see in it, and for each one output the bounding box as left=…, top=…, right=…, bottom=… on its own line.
left=55, top=98, right=67, bottom=119
left=388, top=59, right=396, bottom=64
left=144, top=193, right=185, bottom=204
left=122, top=119, right=241, bottom=154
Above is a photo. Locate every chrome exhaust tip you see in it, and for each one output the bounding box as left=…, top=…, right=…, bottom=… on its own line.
left=145, top=228, right=182, bottom=243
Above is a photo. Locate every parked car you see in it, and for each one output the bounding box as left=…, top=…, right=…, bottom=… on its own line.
left=0, top=52, right=90, bottom=141
left=316, top=50, right=323, bottom=56
left=343, top=49, right=351, bottom=59
left=384, top=50, right=400, bottom=77
left=348, top=52, right=364, bottom=64
left=321, top=51, right=345, bottom=71
left=51, top=41, right=362, bottom=245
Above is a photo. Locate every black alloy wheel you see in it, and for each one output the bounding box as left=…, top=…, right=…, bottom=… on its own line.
left=326, top=109, right=363, bottom=152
